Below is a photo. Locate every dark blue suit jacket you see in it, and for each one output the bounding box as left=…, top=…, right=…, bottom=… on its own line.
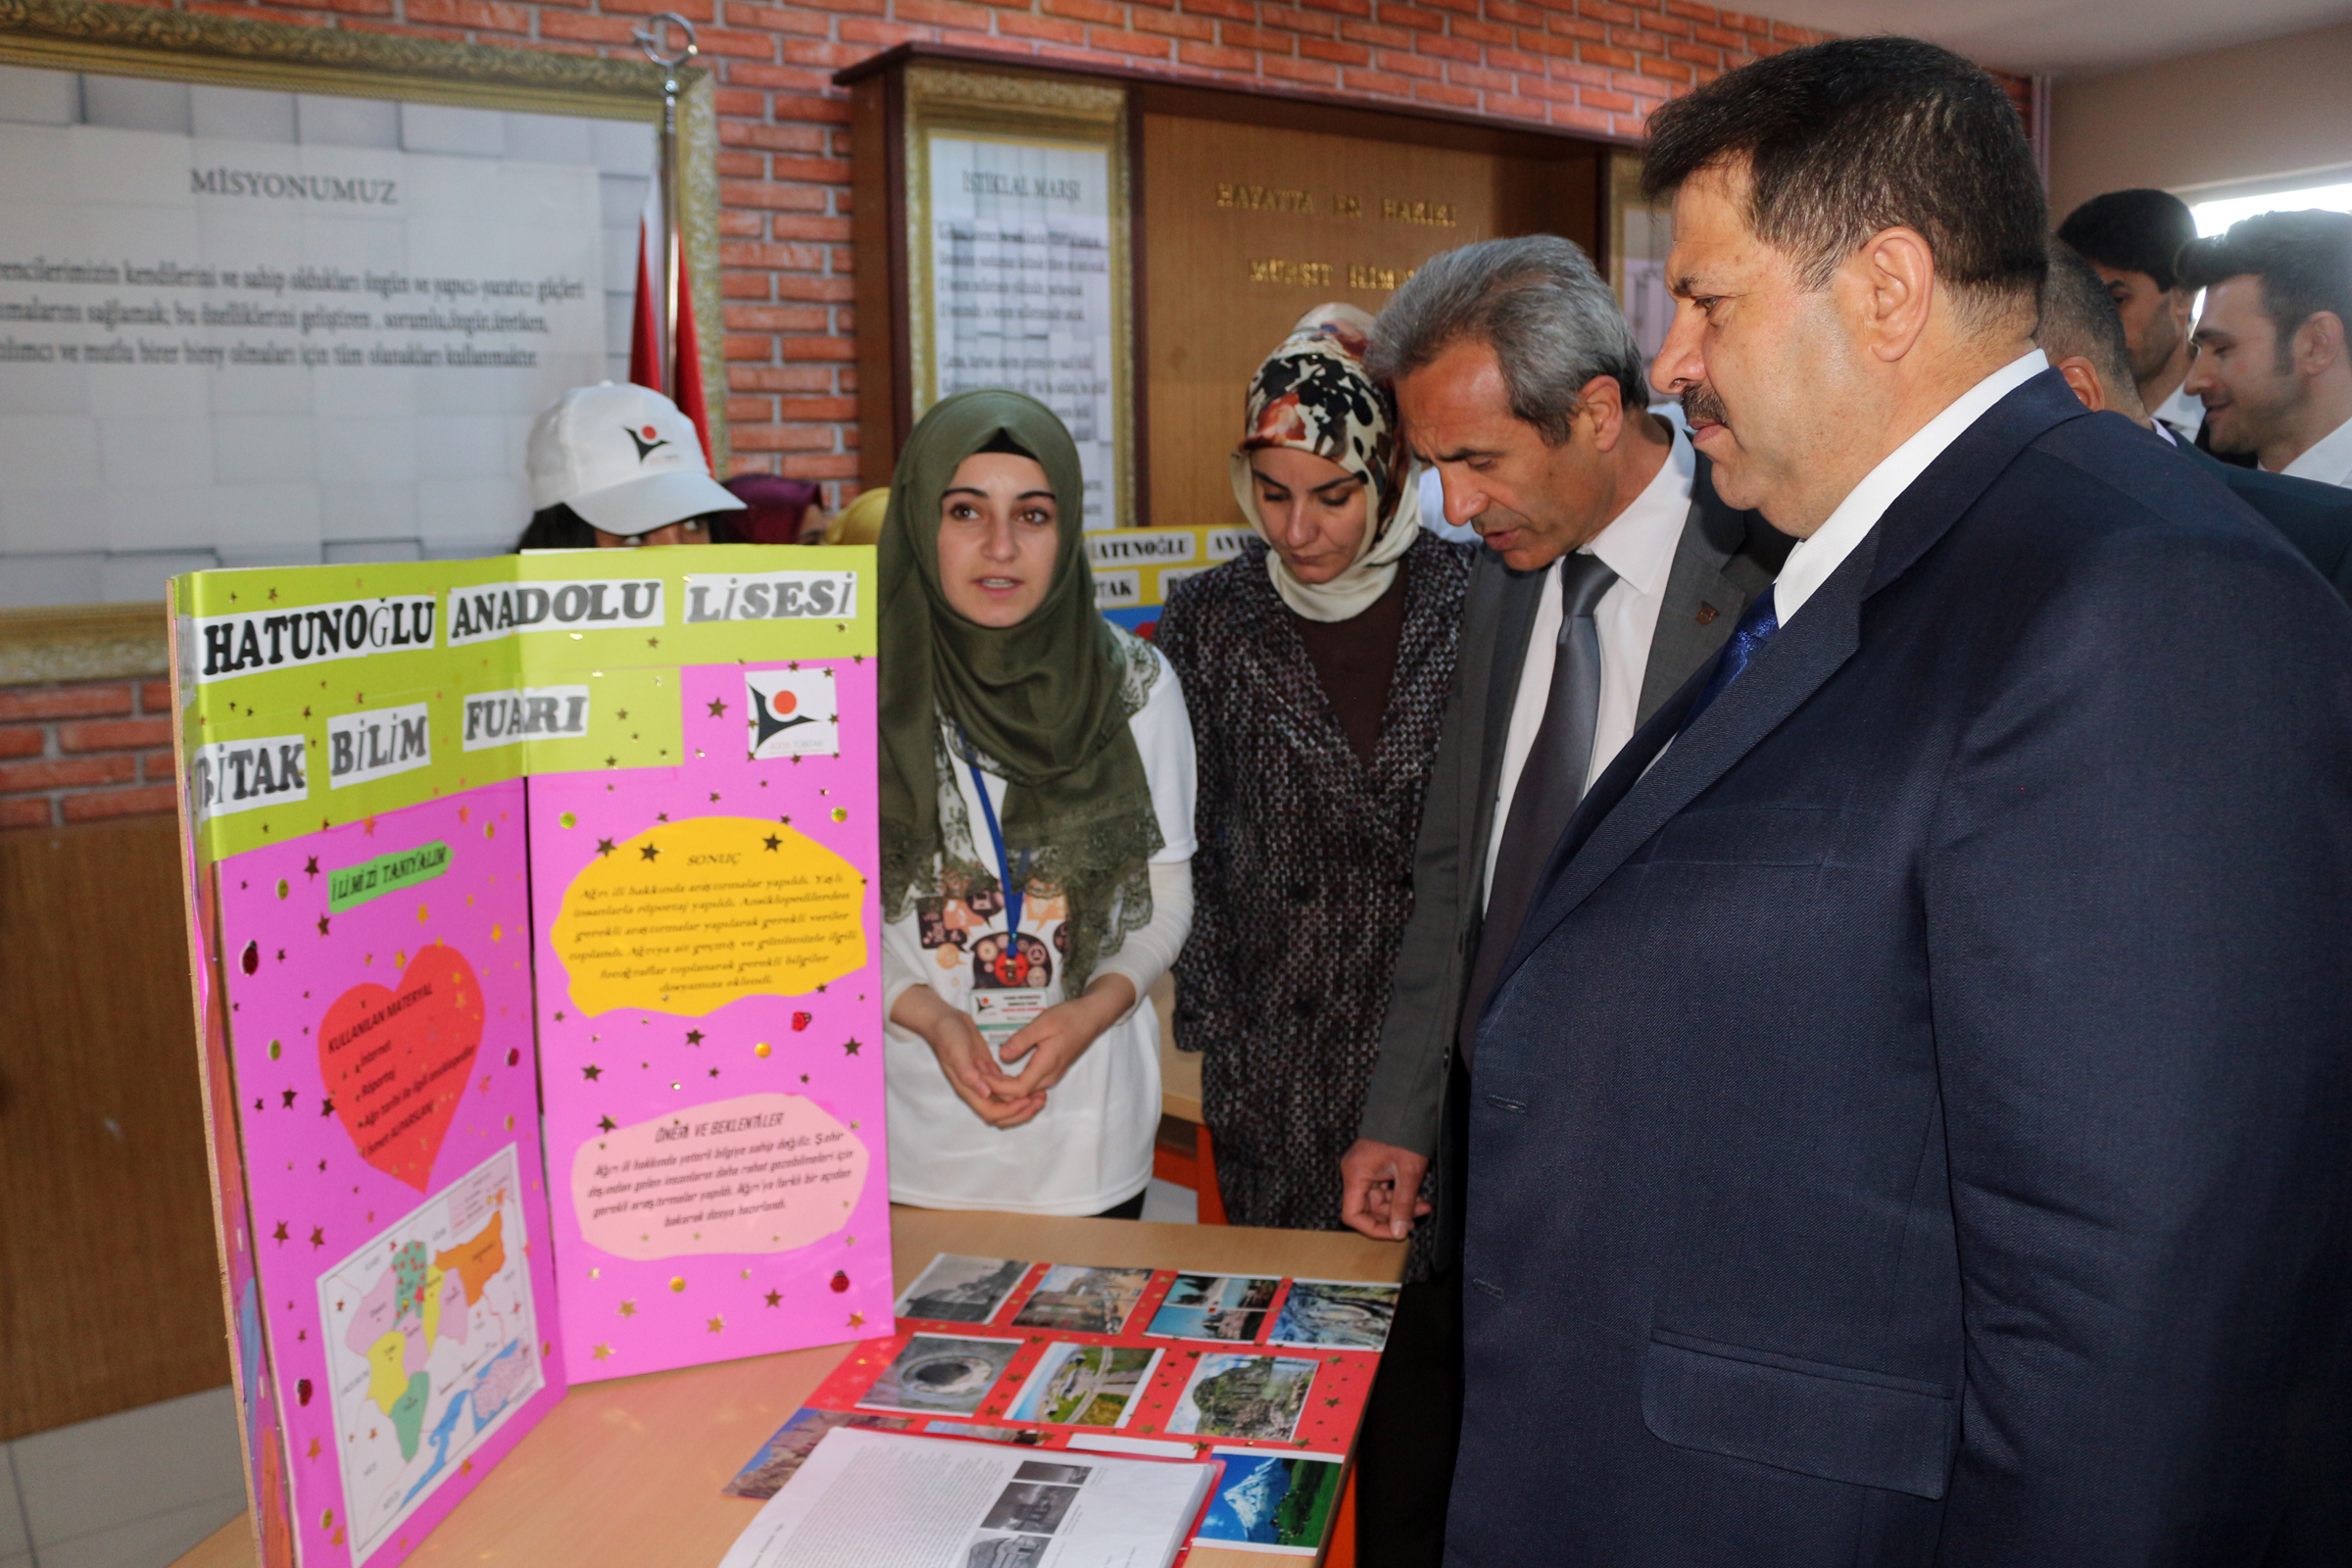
left=2179, top=438, right=2352, bottom=601
left=1451, top=373, right=2352, bottom=1564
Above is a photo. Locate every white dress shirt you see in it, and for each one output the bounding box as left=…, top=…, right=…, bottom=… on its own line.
left=1774, top=352, right=2049, bottom=627
left=2279, top=414, right=2352, bottom=488
left=1482, top=426, right=1695, bottom=906
left=2151, top=384, right=2204, bottom=441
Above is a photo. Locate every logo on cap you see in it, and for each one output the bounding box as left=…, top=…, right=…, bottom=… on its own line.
left=625, top=423, right=670, bottom=462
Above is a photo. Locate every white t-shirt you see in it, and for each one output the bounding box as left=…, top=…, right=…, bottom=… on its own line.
left=882, top=645, right=1197, bottom=1215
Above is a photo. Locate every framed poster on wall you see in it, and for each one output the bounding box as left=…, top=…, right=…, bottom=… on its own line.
left=900, top=66, right=1135, bottom=530
left=0, top=0, right=727, bottom=608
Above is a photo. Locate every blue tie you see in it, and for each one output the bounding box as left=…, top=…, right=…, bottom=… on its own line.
left=1679, top=585, right=1778, bottom=735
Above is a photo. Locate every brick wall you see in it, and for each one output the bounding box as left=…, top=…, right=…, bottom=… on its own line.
left=0, top=682, right=179, bottom=829
left=122, top=0, right=2026, bottom=501
left=8, top=0, right=2028, bottom=829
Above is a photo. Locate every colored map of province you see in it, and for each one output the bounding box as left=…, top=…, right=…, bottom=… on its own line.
left=434, top=1209, right=506, bottom=1305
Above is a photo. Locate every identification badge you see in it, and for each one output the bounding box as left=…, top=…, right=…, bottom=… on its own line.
left=971, top=987, right=1051, bottom=1054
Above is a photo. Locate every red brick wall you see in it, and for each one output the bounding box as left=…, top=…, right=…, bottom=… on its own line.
left=121, top=0, right=2034, bottom=503
left=11, top=0, right=2028, bottom=829
left=0, top=682, right=179, bottom=830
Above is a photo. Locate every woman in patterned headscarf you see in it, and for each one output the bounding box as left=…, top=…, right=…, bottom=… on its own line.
left=1155, top=304, right=1471, bottom=1254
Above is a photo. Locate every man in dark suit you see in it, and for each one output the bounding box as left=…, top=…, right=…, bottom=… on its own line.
left=1453, top=37, right=2352, bottom=1564
left=2039, top=235, right=2352, bottom=599
left=1335, top=235, right=1785, bottom=1567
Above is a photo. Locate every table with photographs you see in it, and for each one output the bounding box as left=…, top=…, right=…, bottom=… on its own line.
left=171, top=1205, right=1408, bottom=1568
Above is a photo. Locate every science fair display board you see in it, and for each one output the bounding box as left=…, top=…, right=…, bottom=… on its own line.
left=167, top=545, right=892, bottom=1568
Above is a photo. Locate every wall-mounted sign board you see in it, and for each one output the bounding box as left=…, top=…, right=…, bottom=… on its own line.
left=0, top=1, right=726, bottom=610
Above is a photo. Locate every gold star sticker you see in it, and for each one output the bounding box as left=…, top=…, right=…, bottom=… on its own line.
left=307, top=1439, right=320, bottom=1458
left=617, top=1299, right=636, bottom=1317
left=847, top=1311, right=865, bottom=1328
left=707, top=1315, right=724, bottom=1333
left=708, top=698, right=727, bottom=716
left=592, top=1343, right=612, bottom=1361
left=764, top=1289, right=782, bottom=1306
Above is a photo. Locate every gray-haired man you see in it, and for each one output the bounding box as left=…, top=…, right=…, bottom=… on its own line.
left=1340, top=234, right=1786, bottom=1564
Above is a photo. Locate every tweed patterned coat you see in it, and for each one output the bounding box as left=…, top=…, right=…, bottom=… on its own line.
left=1156, top=531, right=1470, bottom=1271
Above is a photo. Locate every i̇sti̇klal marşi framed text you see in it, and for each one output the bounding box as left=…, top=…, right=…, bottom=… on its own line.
left=0, top=0, right=728, bottom=606
left=896, top=65, right=1137, bottom=531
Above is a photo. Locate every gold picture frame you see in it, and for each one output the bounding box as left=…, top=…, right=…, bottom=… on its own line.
left=903, top=64, right=1135, bottom=528
left=0, top=0, right=729, bottom=474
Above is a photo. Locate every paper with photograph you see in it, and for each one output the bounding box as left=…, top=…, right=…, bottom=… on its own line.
left=1166, top=1352, right=1316, bottom=1442
left=1266, top=1279, right=1399, bottom=1350
left=1006, top=1343, right=1163, bottom=1428
left=721, top=1407, right=913, bottom=1499
left=713, top=1428, right=1217, bottom=1568
left=1146, top=1273, right=1280, bottom=1343
left=1010, top=1263, right=1154, bottom=1334
left=1196, top=1448, right=1347, bottom=1554
left=896, top=1253, right=1032, bottom=1324
left=858, top=1334, right=1024, bottom=1416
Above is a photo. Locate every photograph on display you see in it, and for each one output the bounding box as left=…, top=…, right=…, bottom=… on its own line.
left=963, top=1537, right=1051, bottom=1568
left=896, top=1254, right=1032, bottom=1325
left=1197, top=1450, right=1347, bottom=1555
left=1266, top=1280, right=1400, bottom=1351
left=981, top=1479, right=1082, bottom=1535
left=928, top=1422, right=1047, bottom=1446
left=1166, top=1353, right=1317, bottom=1443
left=1005, top=1344, right=1161, bottom=1428
left=1147, top=1273, right=1281, bottom=1343
left=1010, top=1264, right=1154, bottom=1335
left=721, top=1408, right=915, bottom=1500
left=858, top=1335, right=1025, bottom=1416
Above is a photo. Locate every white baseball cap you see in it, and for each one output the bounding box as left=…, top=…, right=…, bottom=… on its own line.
left=526, top=382, right=745, bottom=534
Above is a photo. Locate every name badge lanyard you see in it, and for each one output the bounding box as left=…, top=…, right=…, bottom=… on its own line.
left=963, top=746, right=1028, bottom=936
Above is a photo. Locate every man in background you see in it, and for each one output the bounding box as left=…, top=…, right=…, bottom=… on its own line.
left=2056, top=188, right=2205, bottom=436
left=1448, top=34, right=2352, bottom=1562
left=2180, top=210, right=2352, bottom=484
left=2038, top=236, right=2352, bottom=597
left=1338, top=234, right=1782, bottom=1568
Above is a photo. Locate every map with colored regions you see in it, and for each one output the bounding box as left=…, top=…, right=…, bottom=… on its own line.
left=316, top=1144, right=544, bottom=1563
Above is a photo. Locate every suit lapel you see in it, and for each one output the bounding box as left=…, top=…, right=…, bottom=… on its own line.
left=1488, top=369, right=2090, bottom=1002
left=1641, top=454, right=1765, bottom=725
left=1457, top=557, right=1546, bottom=908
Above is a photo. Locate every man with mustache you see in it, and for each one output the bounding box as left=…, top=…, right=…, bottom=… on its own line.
left=1337, top=234, right=1786, bottom=1567
left=1447, top=36, right=2352, bottom=1563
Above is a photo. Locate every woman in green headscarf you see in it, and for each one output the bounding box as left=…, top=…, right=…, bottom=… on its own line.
left=879, top=390, right=1197, bottom=1218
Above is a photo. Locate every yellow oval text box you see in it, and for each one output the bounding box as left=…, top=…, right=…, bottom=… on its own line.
left=550, top=815, right=866, bottom=1016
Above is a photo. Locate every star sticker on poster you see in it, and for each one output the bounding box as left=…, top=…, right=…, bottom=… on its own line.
left=272, top=1221, right=289, bottom=1245
left=281, top=1089, right=296, bottom=1108
left=685, top=1030, right=705, bottom=1047
left=593, top=1344, right=612, bottom=1361
left=594, top=838, right=615, bottom=858
left=762, top=834, right=781, bottom=851
left=598, top=1115, right=616, bottom=1133
left=764, top=1290, right=782, bottom=1307
left=317, top=914, right=330, bottom=936
left=708, top=698, right=727, bottom=716
left=319, top=1096, right=334, bottom=1117
left=304, top=857, right=319, bottom=879
left=848, top=1311, right=865, bottom=1329
left=708, top=1316, right=723, bottom=1333
left=842, top=1038, right=861, bottom=1056
left=309, top=1226, right=325, bottom=1250
left=582, top=1064, right=601, bottom=1081
left=308, top=1439, right=320, bottom=1458
left=618, top=1300, right=637, bottom=1318
left=639, top=842, right=661, bottom=861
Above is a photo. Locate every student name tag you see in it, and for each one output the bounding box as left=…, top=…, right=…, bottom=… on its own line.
left=971, top=987, right=1051, bottom=1053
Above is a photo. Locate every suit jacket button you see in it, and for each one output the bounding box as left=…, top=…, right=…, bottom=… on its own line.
left=1696, top=602, right=1720, bottom=625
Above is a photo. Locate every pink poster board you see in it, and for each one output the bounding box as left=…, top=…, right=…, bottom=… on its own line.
left=530, top=656, right=894, bottom=1378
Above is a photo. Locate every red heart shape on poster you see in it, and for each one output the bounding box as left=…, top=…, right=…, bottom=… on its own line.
left=792, top=1011, right=812, bottom=1032
left=318, top=943, right=485, bottom=1193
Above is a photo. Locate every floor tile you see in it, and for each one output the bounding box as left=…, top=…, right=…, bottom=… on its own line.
left=14, top=1388, right=243, bottom=1546
left=0, top=1447, right=27, bottom=1557
left=33, top=1494, right=246, bottom=1568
